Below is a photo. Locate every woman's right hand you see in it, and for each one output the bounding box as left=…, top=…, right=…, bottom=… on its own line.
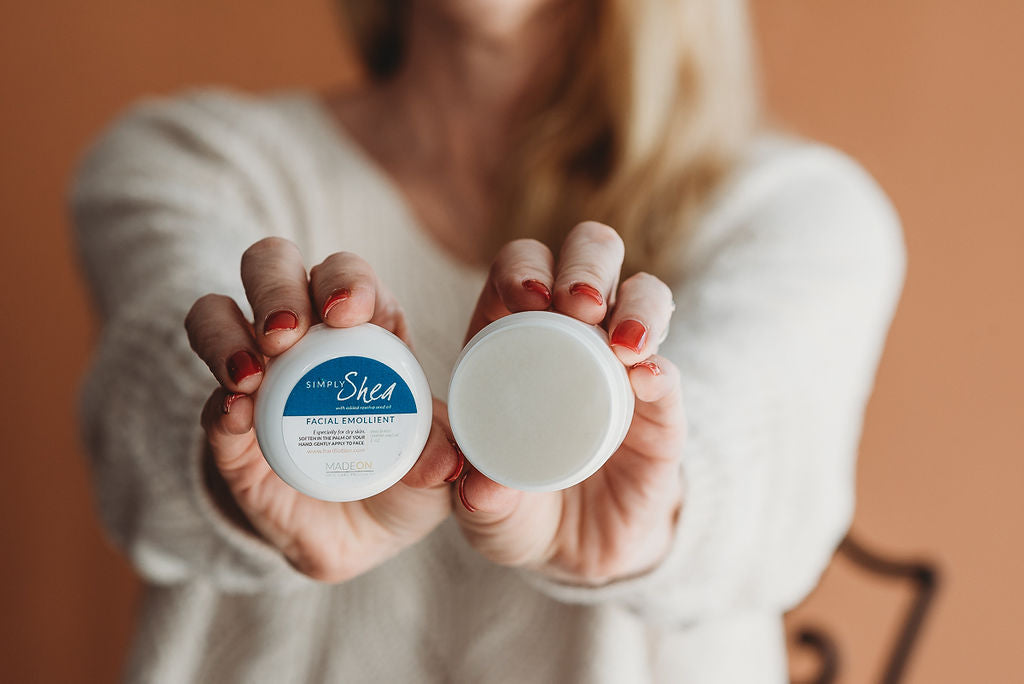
left=185, top=237, right=461, bottom=582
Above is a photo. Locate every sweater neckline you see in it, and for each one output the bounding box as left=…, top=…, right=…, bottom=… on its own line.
left=295, top=92, right=489, bottom=278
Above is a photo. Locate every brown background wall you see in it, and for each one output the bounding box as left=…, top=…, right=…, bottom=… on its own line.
left=0, top=1, right=1020, bottom=682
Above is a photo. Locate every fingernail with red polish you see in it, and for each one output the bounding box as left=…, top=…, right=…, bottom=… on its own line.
left=322, top=288, right=351, bottom=319
left=264, top=309, right=298, bottom=334
left=458, top=473, right=476, bottom=512
left=631, top=360, right=662, bottom=376
left=227, top=350, right=262, bottom=384
left=444, top=438, right=466, bottom=483
left=522, top=279, right=551, bottom=303
left=611, top=319, right=648, bottom=353
left=222, top=392, right=246, bottom=414
left=569, top=282, right=604, bottom=306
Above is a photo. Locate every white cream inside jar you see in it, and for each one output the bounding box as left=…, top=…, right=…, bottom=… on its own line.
left=448, top=311, right=633, bottom=491
left=254, top=323, right=433, bottom=502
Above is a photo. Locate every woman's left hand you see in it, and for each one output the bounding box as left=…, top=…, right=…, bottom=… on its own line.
left=453, top=222, right=686, bottom=586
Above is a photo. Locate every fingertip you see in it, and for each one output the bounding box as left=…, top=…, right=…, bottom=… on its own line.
left=568, top=281, right=605, bottom=306
left=551, top=221, right=623, bottom=324
left=401, top=421, right=461, bottom=489
left=321, top=287, right=376, bottom=328
left=607, top=272, right=674, bottom=363
left=628, top=356, right=675, bottom=403
left=220, top=393, right=255, bottom=435
left=443, top=440, right=466, bottom=483
left=202, top=389, right=255, bottom=450
left=222, top=391, right=245, bottom=415
left=225, top=349, right=264, bottom=394
left=521, top=279, right=552, bottom=304
left=457, top=469, right=522, bottom=514
left=457, top=472, right=477, bottom=513
left=310, top=252, right=381, bottom=328
left=483, top=239, right=556, bottom=319
left=552, top=282, right=608, bottom=325
left=185, top=293, right=267, bottom=393
left=498, top=277, right=551, bottom=312
left=321, top=288, right=351, bottom=319
left=609, top=318, right=650, bottom=365
left=257, top=309, right=309, bottom=358
left=262, top=309, right=300, bottom=336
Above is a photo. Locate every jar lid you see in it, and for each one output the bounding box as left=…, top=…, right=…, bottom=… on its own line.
left=448, top=311, right=633, bottom=492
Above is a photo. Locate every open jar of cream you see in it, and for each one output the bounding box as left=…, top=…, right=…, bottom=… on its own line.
left=254, top=323, right=433, bottom=502
left=447, top=311, right=634, bottom=492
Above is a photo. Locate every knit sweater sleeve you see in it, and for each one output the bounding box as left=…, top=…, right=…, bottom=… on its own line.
left=520, top=143, right=906, bottom=624
left=71, top=92, right=310, bottom=592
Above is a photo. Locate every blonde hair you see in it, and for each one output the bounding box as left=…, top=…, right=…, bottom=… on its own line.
left=339, top=0, right=758, bottom=278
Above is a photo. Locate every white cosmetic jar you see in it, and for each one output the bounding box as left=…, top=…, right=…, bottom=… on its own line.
left=448, top=311, right=634, bottom=492
left=254, top=323, right=433, bottom=502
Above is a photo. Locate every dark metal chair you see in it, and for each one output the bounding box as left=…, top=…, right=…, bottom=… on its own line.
left=790, top=535, right=941, bottom=684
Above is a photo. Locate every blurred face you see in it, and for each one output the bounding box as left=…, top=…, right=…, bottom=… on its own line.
left=421, top=0, right=572, bottom=37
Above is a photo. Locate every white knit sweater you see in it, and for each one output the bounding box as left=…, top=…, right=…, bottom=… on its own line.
left=71, top=89, right=905, bottom=683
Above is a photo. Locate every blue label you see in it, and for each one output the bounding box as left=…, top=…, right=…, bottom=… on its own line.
left=283, top=356, right=417, bottom=416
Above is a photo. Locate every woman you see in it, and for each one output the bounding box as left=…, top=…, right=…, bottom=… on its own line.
left=72, top=0, right=905, bottom=681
